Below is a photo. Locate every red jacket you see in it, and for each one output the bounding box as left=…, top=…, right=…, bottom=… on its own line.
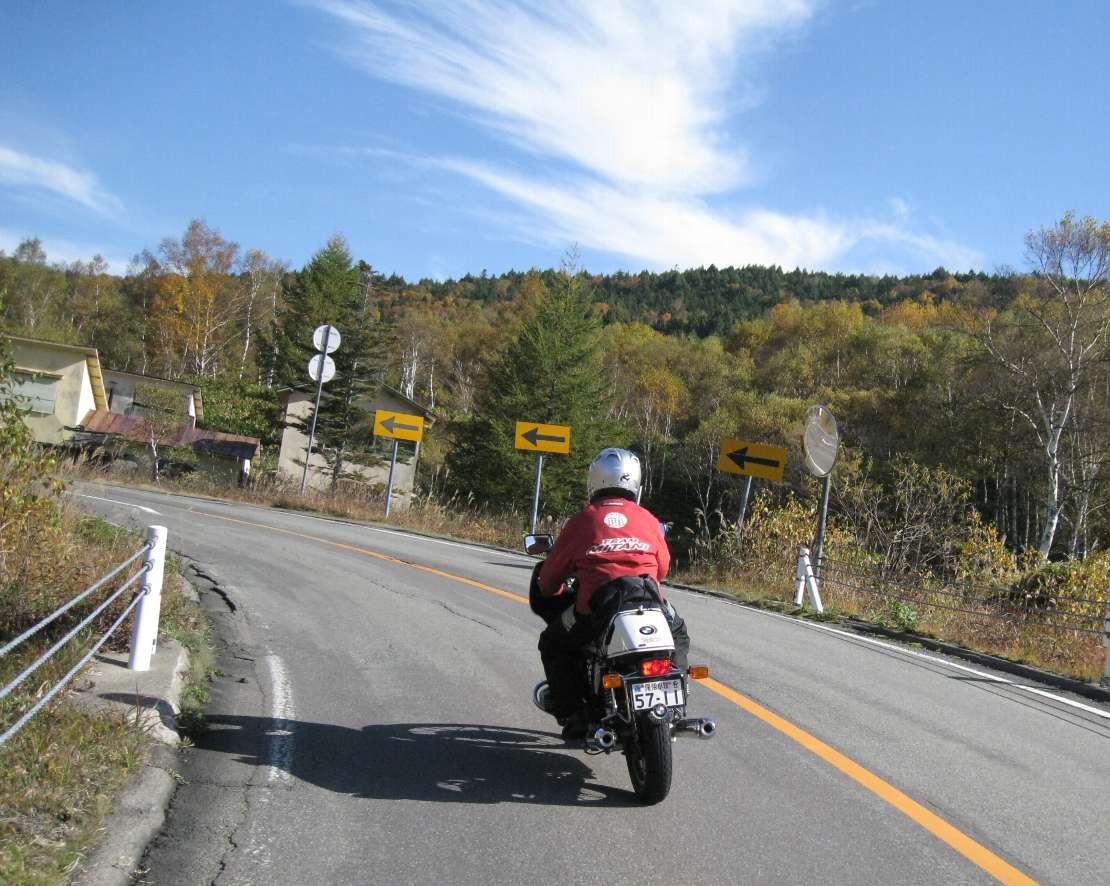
left=539, top=497, right=670, bottom=614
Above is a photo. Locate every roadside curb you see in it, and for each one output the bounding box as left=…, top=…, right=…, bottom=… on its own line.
left=74, top=744, right=180, bottom=886
left=664, top=578, right=1110, bottom=705
left=73, top=631, right=191, bottom=885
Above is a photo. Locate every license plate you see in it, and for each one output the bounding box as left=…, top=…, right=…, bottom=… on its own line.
left=631, top=678, right=685, bottom=710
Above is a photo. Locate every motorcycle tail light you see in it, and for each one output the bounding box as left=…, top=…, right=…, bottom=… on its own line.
left=640, top=658, right=672, bottom=677
left=602, top=674, right=622, bottom=689
left=688, top=665, right=710, bottom=680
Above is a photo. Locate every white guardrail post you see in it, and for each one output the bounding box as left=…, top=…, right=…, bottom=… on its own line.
left=128, top=525, right=167, bottom=671
left=794, top=546, right=808, bottom=606
left=793, top=546, right=824, bottom=614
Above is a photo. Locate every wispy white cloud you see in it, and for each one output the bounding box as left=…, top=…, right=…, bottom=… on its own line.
left=313, top=0, right=981, bottom=272
left=0, top=145, right=121, bottom=216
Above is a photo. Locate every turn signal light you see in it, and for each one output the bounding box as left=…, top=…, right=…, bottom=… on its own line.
left=688, top=665, right=710, bottom=680
left=602, top=674, right=622, bottom=689
left=640, top=658, right=673, bottom=677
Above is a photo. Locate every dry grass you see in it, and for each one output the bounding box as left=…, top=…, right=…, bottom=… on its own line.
left=62, top=460, right=543, bottom=551
left=677, top=545, right=1108, bottom=684
left=0, top=499, right=201, bottom=886
left=62, top=461, right=1110, bottom=684
left=0, top=703, right=148, bottom=885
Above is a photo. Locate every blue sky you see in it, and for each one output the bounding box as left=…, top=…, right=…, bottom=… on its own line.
left=1, top=1, right=1107, bottom=280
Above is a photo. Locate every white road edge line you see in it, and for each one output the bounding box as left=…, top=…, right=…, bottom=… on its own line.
left=78, top=485, right=1110, bottom=721
left=699, top=596, right=1110, bottom=721
left=357, top=523, right=533, bottom=559
left=265, top=653, right=295, bottom=783
left=74, top=492, right=161, bottom=515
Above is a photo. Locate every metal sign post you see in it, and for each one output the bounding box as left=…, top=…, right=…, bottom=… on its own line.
left=717, top=437, right=786, bottom=540
left=736, top=475, right=753, bottom=538
left=384, top=440, right=400, bottom=517
left=301, top=324, right=339, bottom=496
left=530, top=454, right=545, bottom=533
left=373, top=409, right=425, bottom=517
left=514, top=420, right=571, bottom=534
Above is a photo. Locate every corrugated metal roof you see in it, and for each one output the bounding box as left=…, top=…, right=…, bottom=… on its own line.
left=78, top=411, right=260, bottom=459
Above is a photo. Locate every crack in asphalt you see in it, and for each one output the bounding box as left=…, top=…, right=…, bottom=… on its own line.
left=363, top=573, right=504, bottom=634
left=432, top=598, right=503, bottom=634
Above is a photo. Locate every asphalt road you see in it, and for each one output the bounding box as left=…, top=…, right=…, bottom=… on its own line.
left=73, top=483, right=1110, bottom=886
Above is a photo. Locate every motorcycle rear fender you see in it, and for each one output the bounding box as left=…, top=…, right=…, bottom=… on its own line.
left=604, top=607, right=675, bottom=658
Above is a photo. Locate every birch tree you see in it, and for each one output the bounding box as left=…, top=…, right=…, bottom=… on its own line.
left=150, top=220, right=241, bottom=377
left=239, top=249, right=284, bottom=380
left=981, top=213, right=1110, bottom=558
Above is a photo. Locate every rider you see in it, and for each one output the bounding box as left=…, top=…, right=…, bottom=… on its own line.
left=535, top=447, right=690, bottom=739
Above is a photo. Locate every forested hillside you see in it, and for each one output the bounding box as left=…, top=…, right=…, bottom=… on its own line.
left=2, top=215, right=1107, bottom=562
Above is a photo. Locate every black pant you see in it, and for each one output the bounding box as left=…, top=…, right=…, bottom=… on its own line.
left=538, top=578, right=692, bottom=719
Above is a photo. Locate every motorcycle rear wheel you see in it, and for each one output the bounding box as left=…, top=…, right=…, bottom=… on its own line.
left=626, top=717, right=672, bottom=804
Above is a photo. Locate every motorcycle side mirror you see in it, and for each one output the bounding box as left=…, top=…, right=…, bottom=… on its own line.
left=524, top=533, right=553, bottom=555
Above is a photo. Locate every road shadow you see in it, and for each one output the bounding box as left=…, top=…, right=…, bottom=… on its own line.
left=200, top=716, right=639, bottom=807
left=100, top=692, right=178, bottom=731
left=485, top=561, right=535, bottom=570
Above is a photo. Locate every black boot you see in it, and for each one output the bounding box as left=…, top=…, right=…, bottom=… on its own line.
left=560, top=709, right=588, bottom=741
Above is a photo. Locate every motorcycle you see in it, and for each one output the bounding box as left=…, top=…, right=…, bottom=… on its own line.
left=524, top=533, right=716, bottom=805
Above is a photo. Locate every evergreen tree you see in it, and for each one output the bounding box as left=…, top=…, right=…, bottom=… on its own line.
left=276, top=238, right=393, bottom=486
left=447, top=268, right=615, bottom=517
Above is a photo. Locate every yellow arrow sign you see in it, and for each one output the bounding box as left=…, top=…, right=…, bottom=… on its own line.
left=515, top=421, right=571, bottom=454
left=374, top=410, right=424, bottom=442
left=718, top=438, right=788, bottom=481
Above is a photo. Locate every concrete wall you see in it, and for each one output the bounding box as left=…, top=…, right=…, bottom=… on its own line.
left=6, top=340, right=96, bottom=445
left=277, top=390, right=420, bottom=495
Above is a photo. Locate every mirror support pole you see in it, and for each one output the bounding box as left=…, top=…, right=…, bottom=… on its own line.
left=812, top=474, right=831, bottom=579
left=530, top=453, right=544, bottom=534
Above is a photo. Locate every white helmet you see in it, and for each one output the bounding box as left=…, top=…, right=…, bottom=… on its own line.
left=587, top=447, right=641, bottom=501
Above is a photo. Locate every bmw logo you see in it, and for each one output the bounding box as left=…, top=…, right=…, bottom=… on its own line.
left=639, top=625, right=657, bottom=635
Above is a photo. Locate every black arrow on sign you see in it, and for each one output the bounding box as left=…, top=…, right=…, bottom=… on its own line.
left=522, top=426, right=566, bottom=447
left=382, top=415, right=420, bottom=433
left=727, top=446, right=780, bottom=471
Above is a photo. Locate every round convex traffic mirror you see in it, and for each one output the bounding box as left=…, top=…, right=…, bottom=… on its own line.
left=803, top=405, right=840, bottom=478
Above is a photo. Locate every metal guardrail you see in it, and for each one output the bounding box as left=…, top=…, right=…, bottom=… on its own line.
left=793, top=545, right=1110, bottom=687
left=0, top=525, right=168, bottom=746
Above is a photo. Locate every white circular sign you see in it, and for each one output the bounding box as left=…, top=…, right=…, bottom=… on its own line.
left=308, top=354, right=336, bottom=384
left=803, top=405, right=840, bottom=478
left=603, top=512, right=628, bottom=529
left=313, top=324, right=341, bottom=354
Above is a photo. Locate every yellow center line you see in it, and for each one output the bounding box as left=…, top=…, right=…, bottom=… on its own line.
left=191, top=505, right=1036, bottom=886
left=189, top=508, right=529, bottom=605
left=702, top=678, right=1036, bottom=885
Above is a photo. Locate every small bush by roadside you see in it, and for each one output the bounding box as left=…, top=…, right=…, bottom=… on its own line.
left=676, top=492, right=1109, bottom=683
left=60, top=459, right=1109, bottom=684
